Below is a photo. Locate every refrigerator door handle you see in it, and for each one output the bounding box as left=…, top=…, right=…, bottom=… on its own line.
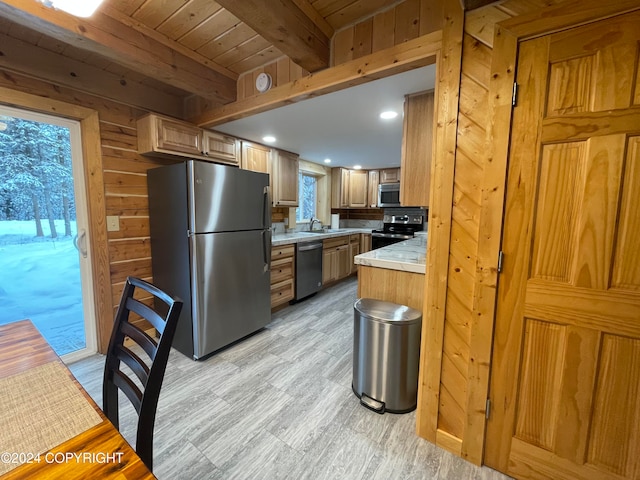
left=263, top=186, right=270, bottom=229
left=262, top=230, right=271, bottom=273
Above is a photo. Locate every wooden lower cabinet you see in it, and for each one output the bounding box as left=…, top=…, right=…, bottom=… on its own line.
left=360, top=233, right=372, bottom=254
left=349, top=234, right=360, bottom=275
left=357, top=265, right=424, bottom=312
left=322, top=236, right=352, bottom=284
left=322, top=249, right=337, bottom=284
left=270, top=245, right=295, bottom=308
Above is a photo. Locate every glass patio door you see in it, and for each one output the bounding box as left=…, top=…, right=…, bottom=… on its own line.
left=0, top=105, right=97, bottom=360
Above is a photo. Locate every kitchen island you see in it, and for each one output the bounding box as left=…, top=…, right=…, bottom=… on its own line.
left=354, top=235, right=426, bottom=312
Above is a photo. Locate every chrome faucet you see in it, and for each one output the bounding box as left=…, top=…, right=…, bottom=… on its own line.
left=309, top=217, right=320, bottom=231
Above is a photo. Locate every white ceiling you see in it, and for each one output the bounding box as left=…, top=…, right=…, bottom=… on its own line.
left=215, top=65, right=436, bottom=170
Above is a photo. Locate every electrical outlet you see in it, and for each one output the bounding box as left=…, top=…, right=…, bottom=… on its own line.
left=106, top=215, right=120, bottom=232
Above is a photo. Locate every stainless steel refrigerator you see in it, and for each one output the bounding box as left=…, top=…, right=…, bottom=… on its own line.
left=147, top=160, right=271, bottom=360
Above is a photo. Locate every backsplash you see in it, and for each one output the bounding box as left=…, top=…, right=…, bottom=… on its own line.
left=340, top=219, right=382, bottom=229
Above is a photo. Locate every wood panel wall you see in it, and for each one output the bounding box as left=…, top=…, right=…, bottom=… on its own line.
left=416, top=0, right=565, bottom=466
left=236, top=57, right=310, bottom=101
left=331, top=0, right=444, bottom=66
left=235, top=0, right=444, bottom=101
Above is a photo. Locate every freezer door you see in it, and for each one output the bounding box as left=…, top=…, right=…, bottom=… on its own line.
left=190, top=230, right=271, bottom=358
left=188, top=160, right=270, bottom=233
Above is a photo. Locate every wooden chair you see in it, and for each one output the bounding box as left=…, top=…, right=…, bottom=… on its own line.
left=103, top=276, right=183, bottom=472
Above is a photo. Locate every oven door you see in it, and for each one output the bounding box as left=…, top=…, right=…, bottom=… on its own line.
left=371, top=233, right=412, bottom=249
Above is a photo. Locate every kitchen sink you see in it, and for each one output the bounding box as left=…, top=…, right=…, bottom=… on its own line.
left=300, top=229, right=346, bottom=235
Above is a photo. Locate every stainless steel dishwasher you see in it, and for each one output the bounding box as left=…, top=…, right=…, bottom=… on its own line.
left=295, top=241, right=323, bottom=301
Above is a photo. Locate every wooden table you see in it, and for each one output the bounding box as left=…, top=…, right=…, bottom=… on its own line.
left=0, top=320, right=155, bottom=479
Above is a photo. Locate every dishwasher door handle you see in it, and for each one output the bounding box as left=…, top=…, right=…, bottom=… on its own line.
left=298, top=243, right=323, bottom=252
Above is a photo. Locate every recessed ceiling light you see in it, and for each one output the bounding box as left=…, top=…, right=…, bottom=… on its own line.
left=353, top=165, right=362, bottom=170
left=324, top=158, right=332, bottom=164
left=262, top=135, right=276, bottom=143
left=379, top=111, right=398, bottom=120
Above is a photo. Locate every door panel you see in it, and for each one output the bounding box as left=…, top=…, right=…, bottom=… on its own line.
left=612, top=137, right=640, bottom=289
left=486, top=9, right=640, bottom=480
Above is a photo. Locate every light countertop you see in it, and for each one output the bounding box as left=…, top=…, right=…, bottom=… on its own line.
left=354, top=235, right=427, bottom=274
left=272, top=228, right=371, bottom=246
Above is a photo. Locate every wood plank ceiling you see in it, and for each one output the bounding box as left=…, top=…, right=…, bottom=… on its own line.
left=0, top=0, right=495, bottom=117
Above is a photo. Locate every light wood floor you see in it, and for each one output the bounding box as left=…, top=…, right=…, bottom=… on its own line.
left=70, top=276, right=511, bottom=480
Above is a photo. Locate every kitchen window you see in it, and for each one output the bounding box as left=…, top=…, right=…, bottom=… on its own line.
left=296, top=171, right=318, bottom=223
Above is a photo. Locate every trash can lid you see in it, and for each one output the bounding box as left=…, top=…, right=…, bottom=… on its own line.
left=354, top=298, right=422, bottom=324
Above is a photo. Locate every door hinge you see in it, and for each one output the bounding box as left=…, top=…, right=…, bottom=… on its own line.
left=512, top=82, right=518, bottom=107
left=497, top=251, right=504, bottom=273
left=486, top=398, right=491, bottom=419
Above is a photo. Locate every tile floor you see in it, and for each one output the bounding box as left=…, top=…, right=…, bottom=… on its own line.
left=69, top=276, right=512, bottom=480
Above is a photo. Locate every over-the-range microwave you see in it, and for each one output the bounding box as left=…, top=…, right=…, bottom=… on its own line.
left=378, top=183, right=401, bottom=207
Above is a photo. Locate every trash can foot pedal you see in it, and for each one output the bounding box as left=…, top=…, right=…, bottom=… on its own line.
left=360, top=393, right=385, bottom=414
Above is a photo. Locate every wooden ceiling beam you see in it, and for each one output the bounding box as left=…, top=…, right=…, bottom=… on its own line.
left=462, top=0, right=500, bottom=10
left=0, top=32, right=184, bottom=118
left=216, top=0, right=332, bottom=73
left=0, top=1, right=237, bottom=105
left=193, top=30, right=442, bottom=128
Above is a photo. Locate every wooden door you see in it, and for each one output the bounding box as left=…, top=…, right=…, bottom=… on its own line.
left=486, top=11, right=640, bottom=480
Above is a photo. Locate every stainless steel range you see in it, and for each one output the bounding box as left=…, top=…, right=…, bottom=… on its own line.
left=371, top=208, right=425, bottom=250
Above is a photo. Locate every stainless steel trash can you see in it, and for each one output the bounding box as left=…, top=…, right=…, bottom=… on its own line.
left=352, top=298, right=422, bottom=414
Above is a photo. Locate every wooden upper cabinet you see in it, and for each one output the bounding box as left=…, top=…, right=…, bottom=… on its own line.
left=368, top=170, right=379, bottom=208
left=331, top=167, right=350, bottom=208
left=331, top=167, right=369, bottom=208
left=400, top=91, right=434, bottom=207
left=272, top=150, right=299, bottom=207
left=154, top=116, right=201, bottom=156
left=348, top=170, right=368, bottom=207
left=201, top=130, right=238, bottom=164
left=137, top=114, right=238, bottom=165
left=241, top=141, right=272, bottom=174
left=380, top=168, right=400, bottom=183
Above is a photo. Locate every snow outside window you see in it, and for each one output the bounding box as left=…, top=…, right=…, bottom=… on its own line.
left=296, top=172, right=317, bottom=223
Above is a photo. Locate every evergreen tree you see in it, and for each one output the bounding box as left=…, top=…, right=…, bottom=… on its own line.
left=0, top=115, right=74, bottom=237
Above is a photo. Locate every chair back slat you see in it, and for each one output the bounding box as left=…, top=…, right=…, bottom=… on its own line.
left=120, top=322, right=158, bottom=363
left=103, top=276, right=183, bottom=472
left=115, top=344, right=150, bottom=388
left=112, top=369, right=143, bottom=413
left=125, top=297, right=167, bottom=335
